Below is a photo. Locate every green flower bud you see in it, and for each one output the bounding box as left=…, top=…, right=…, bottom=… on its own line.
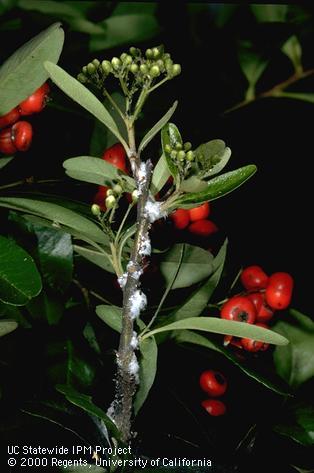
left=170, top=150, right=178, bottom=159
left=140, top=64, right=148, bottom=75
left=111, top=57, right=121, bottom=70
left=101, top=60, right=112, bottom=74
left=113, top=184, right=123, bottom=195
left=130, top=63, right=139, bottom=74
left=150, top=65, right=160, bottom=77
left=131, top=189, right=139, bottom=203
left=175, top=142, right=182, bottom=151
left=165, top=59, right=173, bottom=69
left=163, top=53, right=171, bottom=60
left=186, top=150, right=195, bottom=161
left=156, top=59, right=164, bottom=69
left=106, top=189, right=114, bottom=197
left=105, top=195, right=116, bottom=209
left=92, top=58, right=100, bottom=67
left=152, top=47, right=160, bottom=59
left=87, top=62, right=96, bottom=74
left=120, top=52, right=127, bottom=61
left=172, top=64, right=181, bottom=76
left=145, top=48, right=153, bottom=59
left=125, top=55, right=132, bottom=65
left=91, top=204, right=101, bottom=216
left=164, top=144, right=172, bottom=153
left=77, top=73, right=87, bottom=83
left=177, top=150, right=186, bottom=161
left=129, top=46, right=138, bottom=56
left=82, top=66, right=88, bottom=74
left=184, top=142, right=192, bottom=151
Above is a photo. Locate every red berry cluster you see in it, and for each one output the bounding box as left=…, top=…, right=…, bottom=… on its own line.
left=0, top=83, right=50, bottom=156
left=93, top=143, right=128, bottom=211
left=221, top=265, right=294, bottom=352
left=170, top=202, right=218, bottom=237
left=199, top=369, right=227, bottom=416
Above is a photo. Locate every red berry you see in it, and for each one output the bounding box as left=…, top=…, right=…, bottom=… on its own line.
left=256, top=297, right=274, bottom=323
left=170, top=208, right=190, bottom=229
left=223, top=335, right=243, bottom=349
left=0, top=127, right=17, bottom=155
left=19, top=82, right=50, bottom=115
left=201, top=399, right=226, bottom=416
left=188, top=202, right=210, bottom=222
left=102, top=143, right=127, bottom=173
left=265, top=272, right=294, bottom=310
left=220, top=296, right=256, bottom=324
left=0, top=106, right=20, bottom=128
left=199, top=370, right=227, bottom=397
left=241, top=265, right=269, bottom=291
left=188, top=219, right=218, bottom=237
left=247, top=292, right=264, bottom=313
left=11, top=121, right=33, bottom=151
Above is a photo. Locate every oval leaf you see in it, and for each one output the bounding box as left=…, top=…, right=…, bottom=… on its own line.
left=96, top=305, right=122, bottom=333
left=0, top=197, right=108, bottom=245
left=44, top=62, right=127, bottom=148
left=63, top=156, right=135, bottom=191
left=0, top=23, right=64, bottom=114
left=134, top=336, right=158, bottom=415
left=139, top=101, right=178, bottom=154
left=141, top=316, right=289, bottom=345
left=0, top=235, right=42, bottom=306
left=194, top=139, right=232, bottom=179
left=161, top=123, right=183, bottom=178
left=0, top=319, right=18, bottom=337
left=150, top=154, right=171, bottom=195
left=160, top=244, right=214, bottom=289
left=74, top=245, right=114, bottom=274
left=172, top=165, right=257, bottom=209
left=0, top=156, right=14, bottom=170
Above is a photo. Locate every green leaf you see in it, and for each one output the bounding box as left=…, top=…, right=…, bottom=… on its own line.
left=139, top=101, right=178, bottom=154
left=0, top=156, right=14, bottom=170
left=172, top=165, right=257, bottom=209
left=194, top=140, right=232, bottom=179
left=56, top=384, right=119, bottom=439
left=281, top=36, right=303, bottom=73
left=179, top=176, right=208, bottom=193
left=175, top=330, right=291, bottom=396
left=63, top=156, right=135, bottom=191
left=33, top=225, right=73, bottom=292
left=0, top=235, right=42, bottom=306
left=0, top=319, right=18, bottom=337
left=74, top=245, right=114, bottom=274
left=142, top=316, right=289, bottom=345
left=0, top=197, right=108, bottom=245
left=171, top=240, right=227, bottom=321
left=89, top=14, right=159, bottom=52
left=134, top=336, right=158, bottom=415
left=0, top=23, right=64, bottom=115
left=161, top=123, right=183, bottom=178
left=96, top=305, right=122, bottom=333
left=44, top=62, right=127, bottom=148
left=250, top=5, right=287, bottom=22
left=238, top=41, right=268, bottom=92
left=274, top=402, right=314, bottom=446
left=277, top=92, right=314, bottom=104
left=150, top=154, right=171, bottom=195
left=65, top=340, right=96, bottom=390
left=160, top=244, right=214, bottom=289
left=17, top=0, right=81, bottom=17
left=273, top=309, right=314, bottom=388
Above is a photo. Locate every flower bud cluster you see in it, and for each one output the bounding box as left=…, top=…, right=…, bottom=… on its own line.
left=77, top=46, right=181, bottom=92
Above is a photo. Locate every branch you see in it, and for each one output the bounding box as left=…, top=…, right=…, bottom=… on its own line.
left=223, top=68, right=314, bottom=114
